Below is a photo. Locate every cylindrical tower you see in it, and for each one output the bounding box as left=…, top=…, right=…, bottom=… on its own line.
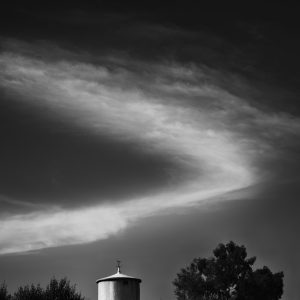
left=96, top=263, right=142, bottom=300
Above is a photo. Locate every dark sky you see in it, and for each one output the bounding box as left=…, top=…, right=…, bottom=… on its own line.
left=0, top=2, right=300, bottom=300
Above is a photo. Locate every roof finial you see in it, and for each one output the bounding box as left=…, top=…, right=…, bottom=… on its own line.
left=116, top=260, right=121, bottom=273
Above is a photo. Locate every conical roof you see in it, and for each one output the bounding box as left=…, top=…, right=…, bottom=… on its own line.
left=96, top=265, right=141, bottom=283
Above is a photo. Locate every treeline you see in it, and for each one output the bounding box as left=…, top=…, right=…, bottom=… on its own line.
left=0, top=277, right=85, bottom=300
left=173, top=241, right=284, bottom=300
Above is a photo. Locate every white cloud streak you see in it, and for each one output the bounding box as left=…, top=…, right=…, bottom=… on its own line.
left=0, top=44, right=299, bottom=254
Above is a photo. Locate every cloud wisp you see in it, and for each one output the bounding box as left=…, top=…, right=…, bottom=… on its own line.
left=0, top=41, right=299, bottom=254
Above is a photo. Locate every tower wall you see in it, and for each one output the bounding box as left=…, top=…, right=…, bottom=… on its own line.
left=98, top=279, right=140, bottom=300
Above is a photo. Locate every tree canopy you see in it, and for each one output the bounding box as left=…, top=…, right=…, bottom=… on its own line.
left=0, top=278, right=85, bottom=300
left=173, top=241, right=284, bottom=300
left=0, top=282, right=10, bottom=300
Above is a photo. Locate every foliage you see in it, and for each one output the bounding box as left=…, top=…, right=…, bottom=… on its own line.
left=44, top=278, right=84, bottom=300
left=14, top=283, right=44, bottom=300
left=0, top=278, right=85, bottom=300
left=0, top=282, right=11, bottom=300
left=173, top=241, right=284, bottom=300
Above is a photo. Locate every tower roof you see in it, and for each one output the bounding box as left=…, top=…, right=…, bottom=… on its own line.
left=96, top=262, right=142, bottom=283
left=96, top=271, right=142, bottom=283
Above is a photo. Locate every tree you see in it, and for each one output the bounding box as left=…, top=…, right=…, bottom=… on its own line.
left=173, top=241, right=284, bottom=300
left=13, top=283, right=44, bottom=300
left=11, top=277, right=85, bottom=300
left=236, top=266, right=284, bottom=300
left=44, top=277, right=84, bottom=300
left=0, top=282, right=11, bottom=300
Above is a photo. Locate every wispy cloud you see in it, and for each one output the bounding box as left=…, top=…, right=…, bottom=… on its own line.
left=0, top=40, right=299, bottom=254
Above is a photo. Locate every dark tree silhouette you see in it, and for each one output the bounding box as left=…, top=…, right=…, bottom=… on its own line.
left=173, top=241, right=284, bottom=300
left=0, top=282, right=11, bottom=300
left=13, top=283, right=44, bottom=300
left=1, top=277, right=85, bottom=300
left=44, top=277, right=84, bottom=300
left=236, top=266, right=284, bottom=300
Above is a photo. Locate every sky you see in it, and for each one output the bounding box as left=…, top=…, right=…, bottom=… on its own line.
left=0, top=2, right=300, bottom=300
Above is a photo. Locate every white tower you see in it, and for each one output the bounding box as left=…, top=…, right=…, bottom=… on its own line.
left=96, top=261, right=142, bottom=300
